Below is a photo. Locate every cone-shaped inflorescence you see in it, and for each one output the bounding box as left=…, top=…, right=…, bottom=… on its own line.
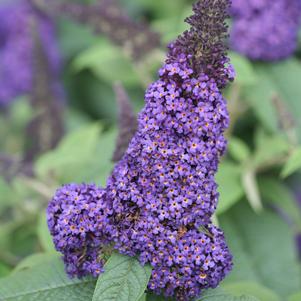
left=0, top=0, right=61, bottom=105
left=48, top=1, right=234, bottom=300
left=31, top=0, right=161, bottom=61
left=105, top=2, right=234, bottom=297
left=230, top=0, right=301, bottom=61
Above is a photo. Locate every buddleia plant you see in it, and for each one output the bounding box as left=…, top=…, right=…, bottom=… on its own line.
left=47, top=1, right=235, bottom=300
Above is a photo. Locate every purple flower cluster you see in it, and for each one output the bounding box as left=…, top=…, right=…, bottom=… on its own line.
left=104, top=52, right=233, bottom=300
left=107, top=57, right=230, bottom=244
left=47, top=184, right=113, bottom=278
left=146, top=227, right=232, bottom=299
left=0, top=0, right=60, bottom=105
left=109, top=64, right=229, bottom=231
left=230, top=0, right=301, bottom=61
left=47, top=1, right=234, bottom=300
left=48, top=55, right=233, bottom=300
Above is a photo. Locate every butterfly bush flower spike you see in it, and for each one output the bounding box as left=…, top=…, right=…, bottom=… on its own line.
left=47, top=0, right=234, bottom=300
left=105, top=0, right=234, bottom=299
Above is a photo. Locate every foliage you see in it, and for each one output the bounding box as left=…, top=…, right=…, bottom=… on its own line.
left=92, top=252, right=152, bottom=301
left=1, top=0, right=301, bottom=301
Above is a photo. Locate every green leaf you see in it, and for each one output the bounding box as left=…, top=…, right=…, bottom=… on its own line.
left=0, top=262, right=10, bottom=277
left=258, top=177, right=301, bottom=230
left=281, top=147, right=301, bottom=178
left=242, top=168, right=262, bottom=213
left=129, top=0, right=188, bottom=19
left=35, top=125, right=116, bottom=185
left=253, top=131, right=289, bottom=168
left=243, top=67, right=278, bottom=133
left=196, top=288, right=259, bottom=301
left=152, top=6, right=191, bottom=44
left=198, top=295, right=259, bottom=301
left=198, top=294, right=261, bottom=301
left=92, top=252, right=152, bottom=301
left=57, top=18, right=98, bottom=59
left=60, top=127, right=116, bottom=185
left=86, top=128, right=117, bottom=185
left=288, top=291, right=301, bottom=301
left=138, top=293, right=147, bottom=301
left=0, top=257, right=96, bottom=301
left=216, top=161, right=244, bottom=215
left=14, top=253, right=59, bottom=273
left=9, top=96, right=33, bottom=129
left=228, top=138, right=251, bottom=163
left=37, top=213, right=56, bottom=252
left=35, top=123, right=102, bottom=183
left=229, top=52, right=257, bottom=85
left=73, top=40, right=139, bottom=86
left=220, top=203, right=301, bottom=297
left=222, top=281, right=280, bottom=301
left=260, top=59, right=301, bottom=142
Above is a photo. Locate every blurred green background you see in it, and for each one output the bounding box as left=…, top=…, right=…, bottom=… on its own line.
left=1, top=0, right=301, bottom=300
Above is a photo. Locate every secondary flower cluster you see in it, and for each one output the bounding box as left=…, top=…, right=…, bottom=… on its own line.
left=230, top=0, right=301, bottom=61
left=47, top=1, right=233, bottom=300
left=47, top=184, right=113, bottom=278
left=0, top=0, right=60, bottom=105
